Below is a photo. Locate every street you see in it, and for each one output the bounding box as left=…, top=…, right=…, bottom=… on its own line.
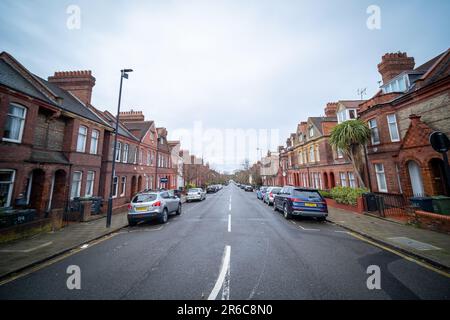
left=0, top=184, right=449, bottom=300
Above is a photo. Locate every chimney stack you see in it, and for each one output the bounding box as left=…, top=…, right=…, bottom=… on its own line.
left=119, top=110, right=145, bottom=122
left=48, top=71, right=95, bottom=105
left=378, top=52, right=415, bottom=84
left=324, top=102, right=338, bottom=117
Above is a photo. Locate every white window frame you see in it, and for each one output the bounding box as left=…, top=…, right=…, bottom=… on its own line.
left=76, top=125, right=88, bottom=152
left=309, top=145, right=315, bottom=162
left=90, top=129, right=99, bottom=154
left=85, top=171, right=95, bottom=197
left=375, top=163, right=388, bottom=193
left=71, top=171, right=82, bottom=199
left=0, top=169, right=16, bottom=208
left=387, top=114, right=400, bottom=142
left=368, top=119, right=380, bottom=145
left=120, top=176, right=126, bottom=196
left=340, top=172, right=347, bottom=187
left=115, top=141, right=122, bottom=162
left=112, top=176, right=118, bottom=198
left=147, top=151, right=151, bottom=166
left=123, top=144, right=129, bottom=163
left=309, top=126, right=314, bottom=138
left=348, top=172, right=356, bottom=188
left=3, top=104, right=27, bottom=143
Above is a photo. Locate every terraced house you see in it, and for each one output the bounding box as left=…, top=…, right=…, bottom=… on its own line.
left=276, top=101, right=363, bottom=190
left=0, top=52, right=112, bottom=227
left=360, top=49, right=450, bottom=198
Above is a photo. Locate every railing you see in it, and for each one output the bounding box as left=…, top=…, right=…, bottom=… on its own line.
left=370, top=192, right=410, bottom=217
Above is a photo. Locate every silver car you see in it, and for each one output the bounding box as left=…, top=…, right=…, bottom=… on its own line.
left=264, top=186, right=282, bottom=206
left=127, top=191, right=181, bottom=226
left=186, top=188, right=206, bottom=202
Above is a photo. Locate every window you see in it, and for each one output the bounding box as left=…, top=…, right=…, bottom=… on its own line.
left=337, top=148, right=344, bottom=159
left=375, top=163, right=388, bottom=192
left=147, top=151, right=151, bottom=166
left=112, top=176, right=118, bottom=198
left=120, top=176, right=126, bottom=196
left=85, top=171, right=95, bottom=197
left=76, top=126, right=88, bottom=152
left=0, top=170, right=15, bottom=207
left=309, top=127, right=314, bottom=138
left=340, top=172, right=347, bottom=187
left=387, top=114, right=400, bottom=142
left=71, top=171, right=82, bottom=199
left=145, top=176, right=149, bottom=190
left=123, top=144, right=129, bottom=163
left=316, top=145, right=320, bottom=162
left=3, top=104, right=26, bottom=143
left=90, top=130, right=99, bottom=154
left=139, top=149, right=143, bottom=165
left=348, top=109, right=357, bottom=120
left=309, top=146, right=315, bottom=162
left=368, top=119, right=380, bottom=145
left=115, top=142, right=122, bottom=162
left=348, top=172, right=356, bottom=188
left=133, top=147, right=137, bottom=164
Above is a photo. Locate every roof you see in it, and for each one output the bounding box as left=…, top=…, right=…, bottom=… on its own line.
left=338, top=100, right=365, bottom=109
left=123, top=121, right=154, bottom=140
left=309, top=116, right=337, bottom=135
left=0, top=52, right=111, bottom=127
left=101, top=111, right=139, bottom=141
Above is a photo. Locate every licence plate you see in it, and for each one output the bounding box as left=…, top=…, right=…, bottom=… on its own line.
left=305, top=203, right=317, bottom=207
left=136, top=207, right=148, bottom=212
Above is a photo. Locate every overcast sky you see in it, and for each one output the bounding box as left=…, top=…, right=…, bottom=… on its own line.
left=1, top=0, right=449, bottom=172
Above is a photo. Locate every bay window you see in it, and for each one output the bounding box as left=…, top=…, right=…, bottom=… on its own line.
left=375, top=163, right=388, bottom=192
left=85, top=171, right=95, bottom=197
left=0, top=170, right=15, bottom=208
left=71, top=171, right=82, bottom=199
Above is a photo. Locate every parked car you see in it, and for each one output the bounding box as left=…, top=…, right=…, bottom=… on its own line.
left=127, top=190, right=181, bottom=226
left=186, top=188, right=206, bottom=202
left=244, top=185, right=254, bottom=192
left=264, top=186, right=282, bottom=205
left=273, top=187, right=328, bottom=221
left=260, top=186, right=269, bottom=200
left=256, top=186, right=268, bottom=200
left=207, top=185, right=218, bottom=193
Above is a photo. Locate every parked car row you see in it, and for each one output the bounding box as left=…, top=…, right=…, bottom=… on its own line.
left=207, top=184, right=224, bottom=193
left=236, top=183, right=254, bottom=192
left=256, top=185, right=328, bottom=222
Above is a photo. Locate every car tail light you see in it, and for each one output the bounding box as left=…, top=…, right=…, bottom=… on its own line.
left=152, top=201, right=161, bottom=207
left=127, top=204, right=132, bottom=210
left=291, top=198, right=303, bottom=203
left=270, top=192, right=273, bottom=197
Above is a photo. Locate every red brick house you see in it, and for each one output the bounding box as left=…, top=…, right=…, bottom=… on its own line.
left=359, top=49, right=450, bottom=197
left=279, top=101, right=362, bottom=190
left=0, top=52, right=112, bottom=219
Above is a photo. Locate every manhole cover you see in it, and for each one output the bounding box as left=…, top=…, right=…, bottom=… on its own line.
left=387, top=237, right=441, bottom=251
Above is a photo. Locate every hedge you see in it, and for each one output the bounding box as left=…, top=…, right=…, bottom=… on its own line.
left=330, top=186, right=368, bottom=206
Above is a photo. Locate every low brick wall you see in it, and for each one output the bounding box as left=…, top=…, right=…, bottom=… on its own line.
left=409, top=210, right=450, bottom=234
left=0, top=218, right=52, bottom=244
left=325, top=197, right=365, bottom=214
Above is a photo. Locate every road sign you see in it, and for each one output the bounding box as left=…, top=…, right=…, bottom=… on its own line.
left=160, top=177, right=168, bottom=183
left=430, top=131, right=450, bottom=153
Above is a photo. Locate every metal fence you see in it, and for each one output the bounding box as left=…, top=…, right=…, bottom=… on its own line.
left=366, top=192, right=411, bottom=218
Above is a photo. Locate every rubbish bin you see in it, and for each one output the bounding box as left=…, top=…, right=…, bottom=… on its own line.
left=431, top=196, right=450, bottom=215
left=409, top=197, right=434, bottom=213
left=363, top=193, right=378, bottom=212
left=90, top=197, right=103, bottom=215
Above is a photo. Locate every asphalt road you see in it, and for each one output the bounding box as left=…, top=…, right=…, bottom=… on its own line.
left=0, top=184, right=449, bottom=300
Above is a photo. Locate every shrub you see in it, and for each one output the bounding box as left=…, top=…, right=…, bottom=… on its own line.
left=330, top=186, right=368, bottom=206
left=319, top=190, right=332, bottom=198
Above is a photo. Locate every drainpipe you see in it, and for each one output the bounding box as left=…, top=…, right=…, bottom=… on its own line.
left=364, top=144, right=372, bottom=191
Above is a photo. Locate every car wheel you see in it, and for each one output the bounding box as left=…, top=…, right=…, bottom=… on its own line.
left=159, top=208, right=169, bottom=224
left=283, top=204, right=291, bottom=220
left=317, top=217, right=326, bottom=222
left=176, top=204, right=182, bottom=215
left=273, top=202, right=278, bottom=212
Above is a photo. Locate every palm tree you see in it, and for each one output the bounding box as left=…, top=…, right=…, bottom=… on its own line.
left=329, top=119, right=371, bottom=188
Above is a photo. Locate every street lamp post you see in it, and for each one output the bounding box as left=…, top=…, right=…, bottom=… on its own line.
left=107, top=69, right=133, bottom=228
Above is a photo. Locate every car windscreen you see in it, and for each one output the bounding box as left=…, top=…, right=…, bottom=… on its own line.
left=292, top=190, right=322, bottom=201
left=132, top=194, right=157, bottom=203
left=271, top=187, right=282, bottom=193
left=261, top=187, right=268, bottom=191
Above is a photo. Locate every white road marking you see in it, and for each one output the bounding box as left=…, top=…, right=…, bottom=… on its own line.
left=228, top=215, right=231, bottom=232
left=80, top=244, right=89, bottom=249
left=335, top=230, right=349, bottom=234
left=295, top=222, right=320, bottom=231
left=208, top=245, right=231, bottom=300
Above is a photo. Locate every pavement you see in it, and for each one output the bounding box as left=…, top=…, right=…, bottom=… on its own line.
left=0, top=185, right=449, bottom=299
left=327, top=207, right=450, bottom=271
